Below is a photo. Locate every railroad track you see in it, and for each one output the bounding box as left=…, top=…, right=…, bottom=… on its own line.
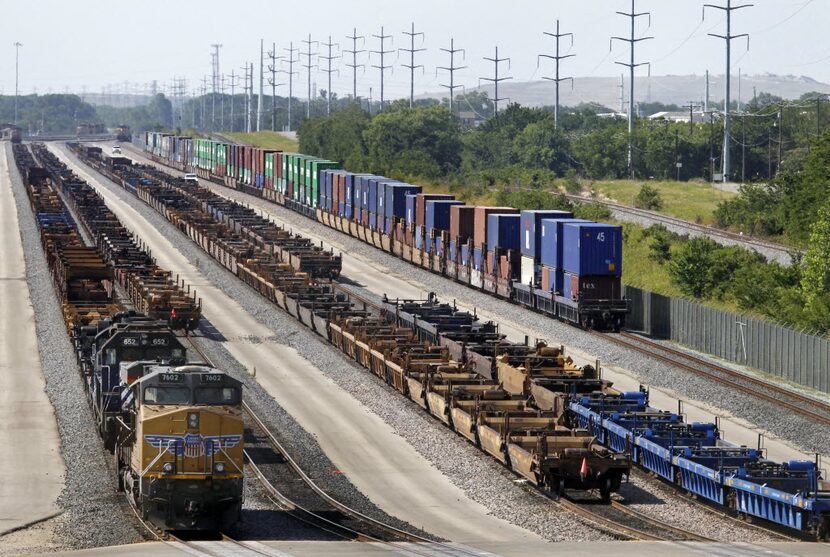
left=561, top=193, right=795, bottom=260
left=185, top=336, right=491, bottom=557
left=599, top=330, right=830, bottom=427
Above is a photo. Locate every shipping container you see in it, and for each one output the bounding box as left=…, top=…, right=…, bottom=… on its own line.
left=562, top=222, right=622, bottom=277
left=520, top=255, right=537, bottom=286
left=539, top=218, right=593, bottom=269
left=449, top=205, right=476, bottom=244
left=414, top=194, right=454, bottom=227
left=473, top=206, right=518, bottom=248
left=562, top=273, right=623, bottom=301
left=425, top=200, right=464, bottom=235
left=486, top=213, right=521, bottom=251
left=383, top=183, right=421, bottom=234
left=520, top=210, right=573, bottom=259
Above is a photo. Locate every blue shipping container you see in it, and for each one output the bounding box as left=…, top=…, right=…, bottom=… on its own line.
left=461, top=244, right=471, bottom=265
left=520, top=210, right=573, bottom=259
left=540, top=218, right=593, bottom=269
left=384, top=183, right=421, bottom=220
left=487, top=214, right=521, bottom=251
left=405, top=194, right=417, bottom=225
left=473, top=247, right=484, bottom=270
left=425, top=200, right=463, bottom=234
left=562, top=222, right=623, bottom=276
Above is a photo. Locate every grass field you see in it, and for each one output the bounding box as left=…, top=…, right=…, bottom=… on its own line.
left=586, top=179, right=736, bottom=224
left=225, top=131, right=299, bottom=152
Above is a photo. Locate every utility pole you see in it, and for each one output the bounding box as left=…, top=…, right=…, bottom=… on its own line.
left=267, top=43, right=284, bottom=131
left=241, top=64, right=251, bottom=133
left=619, top=74, right=625, bottom=113
left=704, top=69, right=710, bottom=113
left=480, top=46, right=512, bottom=116
left=687, top=101, right=699, bottom=134
left=371, top=26, right=394, bottom=111
left=777, top=106, right=783, bottom=173
left=301, top=34, right=319, bottom=119
left=210, top=44, right=222, bottom=132
left=539, top=19, right=574, bottom=130
left=14, top=42, right=22, bottom=125
left=437, top=38, right=466, bottom=112
left=279, top=42, right=299, bottom=131
left=344, top=28, right=365, bottom=102
left=220, top=74, right=225, bottom=131
left=319, top=36, right=340, bottom=116
left=399, top=22, right=425, bottom=108
left=612, top=0, right=653, bottom=179
left=200, top=76, right=208, bottom=130
left=248, top=62, right=254, bottom=133
left=258, top=39, right=264, bottom=132
left=705, top=0, right=753, bottom=183
left=229, top=70, right=237, bottom=132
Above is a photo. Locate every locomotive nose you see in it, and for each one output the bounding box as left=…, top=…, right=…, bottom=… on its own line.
left=184, top=499, right=201, bottom=516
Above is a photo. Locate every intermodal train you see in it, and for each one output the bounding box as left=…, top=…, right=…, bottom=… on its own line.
left=1, top=124, right=22, bottom=143
left=132, top=137, right=830, bottom=538
left=142, top=133, right=629, bottom=331
left=13, top=143, right=244, bottom=531
left=71, top=143, right=631, bottom=500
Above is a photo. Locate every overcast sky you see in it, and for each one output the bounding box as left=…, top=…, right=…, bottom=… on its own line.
left=3, top=0, right=829, bottom=100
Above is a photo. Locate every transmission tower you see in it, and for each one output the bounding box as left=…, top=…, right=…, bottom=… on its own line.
left=371, top=26, right=394, bottom=111
left=344, top=28, right=365, bottom=102
left=279, top=42, right=299, bottom=131
left=267, top=42, right=285, bottom=131
left=612, top=0, right=653, bottom=178
left=539, top=20, right=574, bottom=130
left=437, top=38, right=466, bottom=112
left=399, top=22, right=425, bottom=108
left=301, top=34, right=319, bottom=118
left=210, top=44, right=222, bottom=131
left=319, top=36, right=340, bottom=116
left=480, top=46, right=512, bottom=116
left=200, top=76, right=208, bottom=130
left=228, top=70, right=237, bottom=132
left=258, top=39, right=264, bottom=132
left=704, top=0, right=752, bottom=183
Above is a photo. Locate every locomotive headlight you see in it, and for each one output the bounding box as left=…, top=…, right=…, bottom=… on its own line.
left=162, top=462, right=174, bottom=474
left=214, top=462, right=225, bottom=473
left=188, top=412, right=199, bottom=429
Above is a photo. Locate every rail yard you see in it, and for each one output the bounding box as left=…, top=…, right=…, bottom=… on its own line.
left=0, top=130, right=826, bottom=555
left=4, top=3, right=830, bottom=555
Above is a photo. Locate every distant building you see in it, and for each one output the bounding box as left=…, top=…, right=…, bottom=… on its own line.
left=458, top=111, right=484, bottom=127
left=648, top=111, right=708, bottom=124
left=597, top=112, right=627, bottom=119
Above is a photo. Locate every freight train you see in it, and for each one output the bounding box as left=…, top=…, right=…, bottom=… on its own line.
left=131, top=136, right=830, bottom=538
left=1, top=124, right=22, bottom=143
left=70, top=143, right=631, bottom=500
left=13, top=143, right=244, bottom=531
left=142, top=133, right=629, bottom=331
left=115, top=124, right=132, bottom=142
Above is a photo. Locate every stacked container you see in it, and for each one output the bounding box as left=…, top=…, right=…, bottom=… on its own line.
left=561, top=222, right=622, bottom=300
left=486, top=213, right=521, bottom=278
left=518, top=210, right=573, bottom=286
left=383, top=183, right=421, bottom=234
left=472, top=206, right=518, bottom=270
left=449, top=205, right=476, bottom=265
left=424, top=200, right=463, bottom=253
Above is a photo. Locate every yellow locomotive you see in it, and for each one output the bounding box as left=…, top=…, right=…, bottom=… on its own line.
left=116, top=364, right=244, bottom=530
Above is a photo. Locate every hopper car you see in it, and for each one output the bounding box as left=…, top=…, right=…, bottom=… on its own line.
left=13, top=143, right=243, bottom=531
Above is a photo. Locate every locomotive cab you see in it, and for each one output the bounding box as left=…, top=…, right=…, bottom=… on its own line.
left=116, top=365, right=244, bottom=530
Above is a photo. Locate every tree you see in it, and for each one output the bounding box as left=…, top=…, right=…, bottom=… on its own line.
left=801, top=201, right=830, bottom=307
left=634, top=184, right=663, bottom=210
left=512, top=119, right=571, bottom=176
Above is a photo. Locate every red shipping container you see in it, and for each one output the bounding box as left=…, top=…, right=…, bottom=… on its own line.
left=473, top=206, right=518, bottom=249
left=415, top=194, right=455, bottom=226
left=541, top=265, right=554, bottom=292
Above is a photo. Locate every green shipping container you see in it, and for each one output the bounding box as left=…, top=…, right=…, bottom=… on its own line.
left=308, top=160, right=340, bottom=208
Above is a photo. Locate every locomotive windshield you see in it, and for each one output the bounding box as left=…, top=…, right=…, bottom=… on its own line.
left=142, top=385, right=240, bottom=405
left=143, top=386, right=190, bottom=405
left=194, top=387, right=240, bottom=405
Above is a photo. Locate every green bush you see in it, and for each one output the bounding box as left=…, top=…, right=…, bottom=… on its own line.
left=633, top=183, right=663, bottom=210
left=574, top=203, right=612, bottom=221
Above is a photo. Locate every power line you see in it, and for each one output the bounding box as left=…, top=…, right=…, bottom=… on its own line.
left=319, top=36, right=340, bottom=116
left=344, top=28, right=365, bottom=102
left=370, top=26, right=394, bottom=111
left=705, top=0, right=753, bottom=183
left=480, top=46, right=512, bottom=116
left=267, top=42, right=285, bottom=131
left=278, top=42, right=299, bottom=131
left=436, top=38, right=466, bottom=113
left=612, top=0, right=653, bottom=179
left=301, top=34, right=319, bottom=119
left=399, top=22, right=425, bottom=108
left=539, top=19, right=574, bottom=130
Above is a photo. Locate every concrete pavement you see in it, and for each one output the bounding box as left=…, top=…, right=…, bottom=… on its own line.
left=0, top=143, right=64, bottom=534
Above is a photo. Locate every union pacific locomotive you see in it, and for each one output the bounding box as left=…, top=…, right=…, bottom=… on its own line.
left=13, top=143, right=244, bottom=531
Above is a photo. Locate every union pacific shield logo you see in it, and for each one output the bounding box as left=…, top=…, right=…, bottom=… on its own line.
left=145, top=434, right=241, bottom=457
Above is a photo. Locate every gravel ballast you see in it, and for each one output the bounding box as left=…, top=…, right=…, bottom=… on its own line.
left=65, top=145, right=795, bottom=543
left=3, top=144, right=142, bottom=553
